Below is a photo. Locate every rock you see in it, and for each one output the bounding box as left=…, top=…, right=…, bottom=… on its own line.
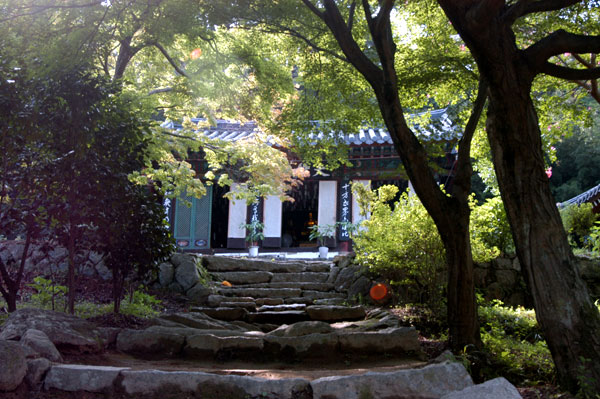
left=494, top=257, right=512, bottom=270
left=167, top=281, right=184, bottom=293
left=219, top=302, right=257, bottom=311
left=440, top=377, right=521, bottom=399
left=347, top=276, right=371, bottom=300
left=258, top=304, right=307, bottom=312
left=120, top=369, right=311, bottom=399
left=512, top=256, right=521, bottom=271
left=306, top=305, right=366, bottom=321
left=213, top=271, right=273, bottom=284
left=207, top=295, right=256, bottom=307
left=25, top=357, right=51, bottom=388
left=506, top=292, right=525, bottom=307
left=217, top=287, right=302, bottom=298
left=334, top=265, right=364, bottom=292
left=495, top=269, right=516, bottom=287
left=256, top=298, right=284, bottom=306
left=485, top=282, right=505, bottom=301
left=97, top=327, right=121, bottom=348
left=184, top=334, right=264, bottom=356
left=20, top=329, right=63, bottom=362
left=186, top=283, right=211, bottom=303
left=333, top=253, right=355, bottom=269
left=430, top=350, right=457, bottom=364
left=44, top=364, right=129, bottom=393
left=174, top=255, right=200, bottom=291
left=338, top=327, right=422, bottom=355
left=264, top=333, right=338, bottom=357
left=271, top=272, right=329, bottom=283
left=283, top=321, right=334, bottom=337
left=310, top=362, right=473, bottom=399
left=157, top=312, right=242, bottom=330
left=326, top=266, right=340, bottom=284
left=158, top=262, right=175, bottom=286
left=313, top=298, right=347, bottom=306
left=473, top=267, right=488, bottom=287
left=0, top=340, right=27, bottom=391
left=192, top=307, right=248, bottom=321
left=0, top=308, right=105, bottom=354
left=116, top=328, right=185, bottom=357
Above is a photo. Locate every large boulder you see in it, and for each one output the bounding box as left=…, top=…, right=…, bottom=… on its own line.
left=158, top=262, right=175, bottom=286
left=310, top=362, right=473, bottom=399
left=0, top=308, right=106, bottom=353
left=116, top=327, right=185, bottom=357
left=174, top=254, right=200, bottom=291
left=25, top=357, right=51, bottom=389
left=44, top=365, right=129, bottom=393
left=20, top=328, right=63, bottom=362
left=0, top=340, right=27, bottom=391
left=334, top=265, right=364, bottom=292
left=440, top=377, right=522, bottom=399
left=119, top=369, right=311, bottom=399
left=156, top=312, right=245, bottom=330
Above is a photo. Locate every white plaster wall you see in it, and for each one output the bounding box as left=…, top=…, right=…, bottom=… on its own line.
left=318, top=181, right=337, bottom=226
left=352, top=180, right=371, bottom=224
left=263, top=195, right=282, bottom=237
left=227, top=186, right=247, bottom=239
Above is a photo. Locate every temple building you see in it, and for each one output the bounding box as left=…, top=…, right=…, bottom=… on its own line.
left=163, top=109, right=459, bottom=252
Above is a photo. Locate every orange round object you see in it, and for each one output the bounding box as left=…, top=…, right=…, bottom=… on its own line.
left=190, top=48, right=202, bottom=60
left=370, top=283, right=388, bottom=301
left=222, top=280, right=232, bottom=287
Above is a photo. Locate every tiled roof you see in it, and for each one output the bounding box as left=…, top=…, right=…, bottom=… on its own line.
left=160, top=108, right=460, bottom=145
left=561, top=183, right=600, bottom=208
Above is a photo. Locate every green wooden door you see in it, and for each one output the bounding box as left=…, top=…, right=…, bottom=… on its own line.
left=173, top=187, right=213, bottom=250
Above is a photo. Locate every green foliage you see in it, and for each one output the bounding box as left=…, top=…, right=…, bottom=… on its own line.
left=352, top=184, right=446, bottom=311
left=477, top=300, right=554, bottom=385
left=28, top=277, right=67, bottom=311
left=240, top=220, right=265, bottom=245
left=120, top=288, right=162, bottom=318
left=470, top=196, right=515, bottom=257
left=308, top=224, right=337, bottom=247
left=352, top=184, right=514, bottom=309
left=560, top=203, right=598, bottom=247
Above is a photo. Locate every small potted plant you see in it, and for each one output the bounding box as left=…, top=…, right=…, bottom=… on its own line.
left=240, top=220, right=264, bottom=257
left=309, top=223, right=337, bottom=259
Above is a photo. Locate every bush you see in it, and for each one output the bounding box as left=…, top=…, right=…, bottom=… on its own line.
left=352, top=184, right=447, bottom=311
left=470, top=196, right=514, bottom=257
left=476, top=299, right=554, bottom=385
left=560, top=203, right=598, bottom=247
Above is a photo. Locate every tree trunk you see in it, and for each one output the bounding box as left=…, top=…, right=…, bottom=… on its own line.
left=485, top=67, right=600, bottom=392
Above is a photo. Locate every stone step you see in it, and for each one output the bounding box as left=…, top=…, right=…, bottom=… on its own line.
left=257, top=304, right=307, bottom=312
left=212, top=271, right=273, bottom=284
left=237, top=282, right=335, bottom=291
left=247, top=310, right=311, bottom=324
left=271, top=272, right=330, bottom=283
left=202, top=255, right=331, bottom=273
left=216, top=287, right=303, bottom=298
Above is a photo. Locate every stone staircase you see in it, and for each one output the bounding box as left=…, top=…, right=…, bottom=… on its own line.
left=192, top=255, right=364, bottom=326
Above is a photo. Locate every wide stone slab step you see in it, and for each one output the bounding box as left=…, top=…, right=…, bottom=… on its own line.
left=213, top=271, right=273, bottom=284
left=240, top=282, right=335, bottom=291
left=216, top=287, right=303, bottom=298
left=247, top=311, right=311, bottom=324
left=202, top=255, right=331, bottom=273
left=41, top=362, right=521, bottom=399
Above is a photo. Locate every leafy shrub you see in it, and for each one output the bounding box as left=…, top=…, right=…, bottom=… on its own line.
left=120, top=288, right=162, bottom=318
left=477, top=299, right=554, bottom=385
left=352, top=184, right=447, bottom=311
left=28, top=277, right=67, bottom=311
left=351, top=184, right=515, bottom=310
left=560, top=203, right=598, bottom=247
left=470, top=196, right=514, bottom=257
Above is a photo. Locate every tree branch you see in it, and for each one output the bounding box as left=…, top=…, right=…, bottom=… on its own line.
left=153, top=42, right=190, bottom=78
left=504, top=0, right=581, bottom=25
left=347, top=1, right=357, bottom=31
left=573, top=53, right=594, bottom=68
left=148, top=87, right=173, bottom=95
left=540, top=62, right=600, bottom=80
left=455, top=78, right=488, bottom=191
left=300, top=0, right=325, bottom=20
left=525, top=30, right=600, bottom=69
